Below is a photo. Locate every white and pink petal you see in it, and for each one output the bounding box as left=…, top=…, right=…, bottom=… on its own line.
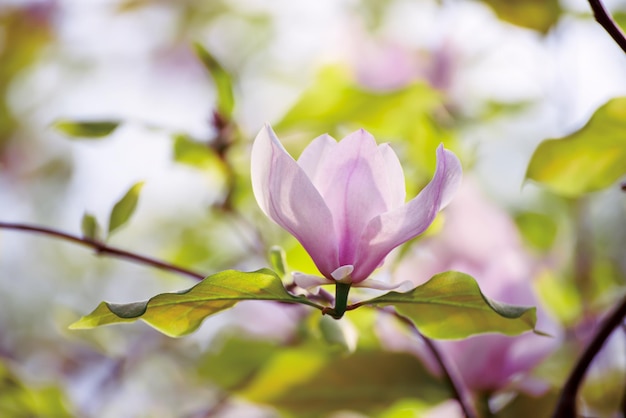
left=297, top=133, right=337, bottom=185
left=351, top=144, right=462, bottom=282
left=251, top=125, right=340, bottom=278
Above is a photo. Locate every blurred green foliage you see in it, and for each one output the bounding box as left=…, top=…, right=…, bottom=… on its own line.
left=108, top=182, right=145, bottom=237
left=199, top=334, right=449, bottom=418
left=81, top=212, right=101, bottom=241
left=53, top=120, right=121, bottom=139
left=0, top=362, right=72, bottom=417
left=0, top=6, right=52, bottom=146
left=481, top=0, right=562, bottom=33
left=275, top=66, right=456, bottom=181
left=527, top=97, right=626, bottom=197
left=194, top=43, right=236, bottom=119
left=514, top=212, right=558, bottom=251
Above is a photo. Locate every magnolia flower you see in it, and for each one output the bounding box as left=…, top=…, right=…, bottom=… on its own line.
left=251, top=124, right=462, bottom=289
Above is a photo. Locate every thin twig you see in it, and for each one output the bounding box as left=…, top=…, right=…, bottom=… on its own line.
left=392, top=311, right=478, bottom=418
left=0, top=222, right=206, bottom=281
left=588, top=0, right=626, bottom=54
left=552, top=295, right=626, bottom=417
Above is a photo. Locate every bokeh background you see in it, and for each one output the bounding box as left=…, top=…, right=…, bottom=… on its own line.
left=1, top=0, right=625, bottom=417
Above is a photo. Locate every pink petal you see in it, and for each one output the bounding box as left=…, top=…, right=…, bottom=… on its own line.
left=352, top=144, right=462, bottom=282
left=293, top=272, right=332, bottom=290
left=330, top=265, right=354, bottom=282
left=251, top=124, right=340, bottom=278
left=297, top=133, right=337, bottom=185
left=379, top=143, right=406, bottom=207
left=312, top=129, right=395, bottom=265
left=352, top=278, right=414, bottom=291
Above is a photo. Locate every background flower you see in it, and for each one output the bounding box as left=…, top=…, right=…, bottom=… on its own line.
left=393, top=178, right=561, bottom=395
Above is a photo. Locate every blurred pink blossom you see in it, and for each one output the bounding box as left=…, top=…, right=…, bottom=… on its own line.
left=392, top=178, right=560, bottom=394
left=251, top=124, right=461, bottom=288
left=351, top=37, right=457, bottom=93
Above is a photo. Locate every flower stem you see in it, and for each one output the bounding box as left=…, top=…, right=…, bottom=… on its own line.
left=391, top=311, right=478, bottom=418
left=552, top=295, right=626, bottom=417
left=324, top=283, right=351, bottom=319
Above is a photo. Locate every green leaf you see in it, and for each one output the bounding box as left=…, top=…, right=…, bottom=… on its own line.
left=481, top=0, right=561, bottom=33
left=526, top=97, right=626, bottom=196
left=107, top=181, right=144, bottom=236
left=69, top=269, right=322, bottom=337
left=53, top=120, right=120, bottom=138
left=80, top=212, right=101, bottom=241
left=362, top=271, right=538, bottom=339
left=193, top=43, right=235, bottom=118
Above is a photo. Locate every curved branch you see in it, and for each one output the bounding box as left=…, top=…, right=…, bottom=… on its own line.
left=552, top=295, right=626, bottom=417
left=391, top=311, right=478, bottom=418
left=0, top=222, right=206, bottom=281
left=588, top=0, right=626, bottom=54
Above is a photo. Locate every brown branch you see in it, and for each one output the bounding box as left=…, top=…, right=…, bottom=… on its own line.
left=391, top=311, right=478, bottom=418
left=588, top=0, right=626, bottom=54
left=0, top=222, right=206, bottom=281
left=552, top=295, right=626, bottom=417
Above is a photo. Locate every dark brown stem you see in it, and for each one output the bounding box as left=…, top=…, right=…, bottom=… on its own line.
left=552, top=295, right=626, bottom=417
left=588, top=0, right=626, bottom=54
left=0, top=222, right=206, bottom=281
left=392, top=311, right=478, bottom=418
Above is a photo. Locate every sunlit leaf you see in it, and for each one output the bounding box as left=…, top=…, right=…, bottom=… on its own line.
left=526, top=97, right=626, bottom=196
left=107, top=181, right=144, bottom=236
left=53, top=120, right=120, bottom=138
left=80, top=212, right=101, bottom=241
left=69, top=269, right=322, bottom=337
left=194, top=43, right=235, bottom=118
left=482, top=0, right=561, bottom=33
left=362, top=271, right=538, bottom=339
